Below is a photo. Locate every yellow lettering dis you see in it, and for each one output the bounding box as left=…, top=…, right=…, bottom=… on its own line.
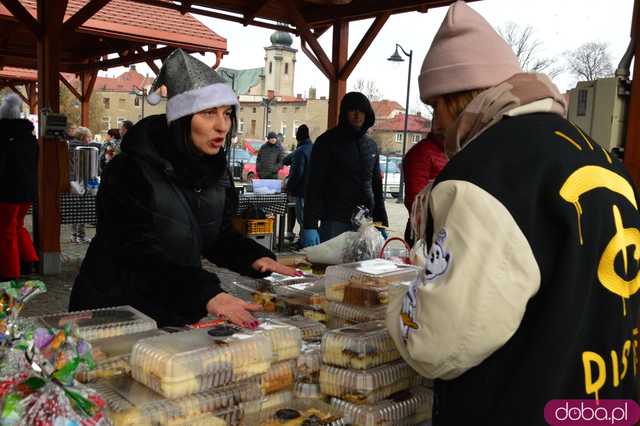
left=621, top=340, right=631, bottom=380
left=582, top=351, right=607, bottom=401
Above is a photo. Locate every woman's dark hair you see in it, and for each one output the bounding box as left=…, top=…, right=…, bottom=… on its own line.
left=107, top=128, right=120, bottom=139
left=121, top=120, right=134, bottom=131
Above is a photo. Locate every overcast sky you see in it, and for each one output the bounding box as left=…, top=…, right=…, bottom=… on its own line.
left=106, top=0, right=635, bottom=115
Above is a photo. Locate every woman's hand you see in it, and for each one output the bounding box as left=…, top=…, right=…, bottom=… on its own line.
left=251, top=257, right=302, bottom=276
left=206, top=293, right=261, bottom=329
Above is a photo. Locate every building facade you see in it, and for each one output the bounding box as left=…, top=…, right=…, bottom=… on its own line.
left=370, top=100, right=431, bottom=155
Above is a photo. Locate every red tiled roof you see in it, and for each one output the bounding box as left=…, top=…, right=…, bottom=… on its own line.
left=371, top=99, right=404, bottom=119
left=94, top=67, right=154, bottom=93
left=1, top=1, right=226, bottom=52
left=373, top=113, right=431, bottom=133
left=276, top=95, right=307, bottom=103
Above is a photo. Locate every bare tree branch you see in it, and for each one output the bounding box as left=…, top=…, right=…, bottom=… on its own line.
left=565, top=41, right=614, bottom=82
left=351, top=78, right=383, bottom=101
left=498, top=21, right=563, bottom=78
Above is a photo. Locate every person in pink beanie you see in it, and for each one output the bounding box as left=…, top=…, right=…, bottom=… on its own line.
left=386, top=1, right=640, bottom=424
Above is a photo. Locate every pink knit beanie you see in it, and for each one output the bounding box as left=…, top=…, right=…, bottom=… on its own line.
left=418, top=1, right=522, bottom=103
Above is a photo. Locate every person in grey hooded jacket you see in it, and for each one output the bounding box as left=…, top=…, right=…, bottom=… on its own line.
left=256, top=131, right=285, bottom=179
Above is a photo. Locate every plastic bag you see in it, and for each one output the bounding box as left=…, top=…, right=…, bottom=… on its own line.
left=342, top=207, right=384, bottom=263
left=302, top=231, right=356, bottom=265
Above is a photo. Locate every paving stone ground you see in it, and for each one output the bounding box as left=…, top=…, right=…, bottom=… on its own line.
left=19, top=200, right=409, bottom=317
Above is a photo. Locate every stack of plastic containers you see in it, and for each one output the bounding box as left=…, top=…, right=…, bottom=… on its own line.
left=258, top=398, right=346, bottom=425
left=319, top=321, right=427, bottom=424
left=294, top=342, right=324, bottom=401
left=331, top=385, right=433, bottom=426
left=77, top=329, right=167, bottom=383
left=322, top=260, right=418, bottom=328
left=92, top=374, right=262, bottom=426
left=31, top=306, right=157, bottom=340
left=269, top=315, right=326, bottom=342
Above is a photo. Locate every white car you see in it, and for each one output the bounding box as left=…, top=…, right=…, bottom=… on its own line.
left=380, top=160, right=401, bottom=198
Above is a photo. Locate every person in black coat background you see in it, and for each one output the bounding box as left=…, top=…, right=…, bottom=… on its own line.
left=301, top=92, right=388, bottom=246
left=69, top=49, right=298, bottom=327
left=0, top=94, right=39, bottom=280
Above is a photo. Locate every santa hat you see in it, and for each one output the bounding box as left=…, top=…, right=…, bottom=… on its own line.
left=418, top=1, right=522, bottom=102
left=147, top=49, right=239, bottom=123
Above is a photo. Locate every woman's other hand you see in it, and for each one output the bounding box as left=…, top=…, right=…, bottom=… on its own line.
left=206, top=293, right=261, bottom=329
left=251, top=257, right=302, bottom=276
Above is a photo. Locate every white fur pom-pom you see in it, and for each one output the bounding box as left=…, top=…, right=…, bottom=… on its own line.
left=146, top=89, right=162, bottom=105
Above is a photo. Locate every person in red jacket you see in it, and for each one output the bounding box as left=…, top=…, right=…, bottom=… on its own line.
left=402, top=113, right=448, bottom=243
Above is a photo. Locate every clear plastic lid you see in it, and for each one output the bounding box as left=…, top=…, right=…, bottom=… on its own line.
left=77, top=329, right=168, bottom=383
left=294, top=382, right=325, bottom=401
left=258, top=399, right=345, bottom=426
left=272, top=280, right=324, bottom=300
left=321, top=321, right=400, bottom=370
left=331, top=386, right=434, bottom=426
left=130, top=326, right=272, bottom=398
left=296, top=343, right=322, bottom=382
left=319, top=361, right=419, bottom=404
left=261, top=390, right=294, bottom=411
left=94, top=375, right=262, bottom=426
left=326, top=302, right=386, bottom=323
left=32, top=306, right=157, bottom=341
left=323, top=260, right=419, bottom=306
left=262, top=360, right=296, bottom=395
left=256, top=320, right=302, bottom=362
left=270, top=315, right=327, bottom=342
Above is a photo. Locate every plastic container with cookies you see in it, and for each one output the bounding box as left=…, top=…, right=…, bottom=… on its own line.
left=262, top=360, right=297, bottom=394
left=271, top=315, right=327, bottom=342
left=256, top=320, right=303, bottom=362
left=130, top=325, right=272, bottom=398
left=319, top=361, right=419, bottom=405
left=31, top=305, right=157, bottom=341
left=330, top=386, right=433, bottom=426
left=323, top=260, right=418, bottom=306
left=93, top=374, right=262, bottom=426
left=261, top=390, right=295, bottom=411
left=296, top=343, right=322, bottom=383
left=259, top=399, right=345, bottom=426
left=321, top=321, right=400, bottom=370
left=294, top=382, right=325, bottom=401
left=77, top=329, right=167, bottom=383
left=326, top=302, right=386, bottom=324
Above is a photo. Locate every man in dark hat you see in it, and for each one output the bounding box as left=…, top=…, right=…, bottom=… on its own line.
left=256, top=131, right=285, bottom=179
left=301, top=92, right=388, bottom=247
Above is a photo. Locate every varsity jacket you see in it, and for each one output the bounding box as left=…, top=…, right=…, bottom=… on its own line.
left=387, top=112, right=640, bottom=424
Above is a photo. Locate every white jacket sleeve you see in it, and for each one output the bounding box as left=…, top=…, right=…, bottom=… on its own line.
left=386, top=180, right=541, bottom=379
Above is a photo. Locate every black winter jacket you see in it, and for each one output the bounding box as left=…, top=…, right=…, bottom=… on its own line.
left=0, top=119, right=37, bottom=203
left=256, top=142, right=285, bottom=179
left=304, top=93, right=388, bottom=228
left=286, top=138, right=312, bottom=198
left=69, top=115, right=274, bottom=327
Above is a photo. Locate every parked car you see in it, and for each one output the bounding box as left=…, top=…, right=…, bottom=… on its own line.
left=243, top=139, right=264, bottom=155
left=380, top=159, right=401, bottom=198
left=228, top=148, right=255, bottom=180
left=242, top=156, right=290, bottom=182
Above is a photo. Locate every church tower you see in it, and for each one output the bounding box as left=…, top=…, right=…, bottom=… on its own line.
left=264, top=30, right=297, bottom=96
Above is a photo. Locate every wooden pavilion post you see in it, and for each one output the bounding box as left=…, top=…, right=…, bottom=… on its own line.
left=327, top=20, right=348, bottom=129
left=80, top=70, right=97, bottom=127
left=624, top=0, right=640, bottom=186
left=36, top=0, right=68, bottom=274
left=25, top=82, right=37, bottom=114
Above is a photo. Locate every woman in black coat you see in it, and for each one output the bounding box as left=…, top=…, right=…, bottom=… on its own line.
left=69, top=49, right=297, bottom=327
left=0, top=94, right=39, bottom=280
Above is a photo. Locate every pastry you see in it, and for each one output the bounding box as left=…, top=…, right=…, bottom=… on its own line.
left=319, top=361, right=418, bottom=405
left=253, top=291, right=279, bottom=312
left=262, top=360, right=296, bottom=394
left=296, top=344, right=322, bottom=383
left=321, top=321, right=400, bottom=369
left=257, top=321, right=302, bottom=362
left=272, top=315, right=326, bottom=342
left=260, top=401, right=343, bottom=426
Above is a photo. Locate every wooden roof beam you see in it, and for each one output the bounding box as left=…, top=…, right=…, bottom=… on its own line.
left=63, top=0, right=112, bottom=33
left=130, top=0, right=299, bottom=35
left=300, top=38, right=331, bottom=80
left=284, top=0, right=334, bottom=80
left=7, top=83, right=28, bottom=103
left=243, top=0, right=269, bottom=26
left=0, top=0, right=42, bottom=38
left=59, top=73, right=82, bottom=100
left=78, top=45, right=174, bottom=71
left=303, top=0, right=448, bottom=26
left=339, top=12, right=389, bottom=80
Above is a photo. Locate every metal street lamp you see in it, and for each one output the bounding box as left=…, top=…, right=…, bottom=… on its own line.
left=261, top=97, right=275, bottom=138
left=130, top=85, right=147, bottom=120
left=387, top=43, right=412, bottom=204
